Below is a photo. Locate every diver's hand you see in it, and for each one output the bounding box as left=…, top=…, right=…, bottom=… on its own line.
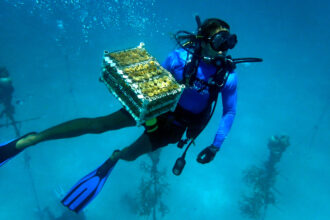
left=197, top=145, right=219, bottom=164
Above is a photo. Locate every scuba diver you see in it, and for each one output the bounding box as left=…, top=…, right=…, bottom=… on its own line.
left=0, top=67, right=40, bottom=135
left=0, top=66, right=15, bottom=119
left=0, top=66, right=20, bottom=135
left=0, top=16, right=262, bottom=213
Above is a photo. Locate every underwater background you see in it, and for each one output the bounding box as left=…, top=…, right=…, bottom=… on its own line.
left=0, top=0, right=329, bottom=219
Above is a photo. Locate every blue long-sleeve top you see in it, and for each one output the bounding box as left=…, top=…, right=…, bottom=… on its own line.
left=162, top=49, right=237, bottom=149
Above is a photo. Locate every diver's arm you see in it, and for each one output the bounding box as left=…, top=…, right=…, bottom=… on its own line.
left=196, top=74, right=237, bottom=164
left=162, top=53, right=175, bottom=72
left=162, top=49, right=186, bottom=81
left=212, top=73, right=238, bottom=149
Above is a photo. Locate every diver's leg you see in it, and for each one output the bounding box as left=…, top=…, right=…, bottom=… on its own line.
left=16, top=109, right=135, bottom=150
left=111, top=133, right=157, bottom=162
left=109, top=116, right=186, bottom=162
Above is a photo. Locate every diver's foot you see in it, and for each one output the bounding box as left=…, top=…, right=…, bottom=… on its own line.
left=16, top=132, right=40, bottom=150
left=0, top=132, right=36, bottom=167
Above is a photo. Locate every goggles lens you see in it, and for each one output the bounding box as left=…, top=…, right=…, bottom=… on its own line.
left=210, top=31, right=230, bottom=51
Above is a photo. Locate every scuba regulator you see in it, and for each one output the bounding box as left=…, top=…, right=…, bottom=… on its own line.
left=172, top=15, right=263, bottom=176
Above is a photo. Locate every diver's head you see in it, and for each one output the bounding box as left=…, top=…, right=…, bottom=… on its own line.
left=0, top=67, right=12, bottom=85
left=198, top=18, right=237, bottom=59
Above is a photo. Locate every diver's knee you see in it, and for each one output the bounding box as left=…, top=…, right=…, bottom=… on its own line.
left=119, top=153, right=138, bottom=162
left=118, top=149, right=140, bottom=162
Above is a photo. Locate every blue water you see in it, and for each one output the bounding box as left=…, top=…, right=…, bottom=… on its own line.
left=0, top=0, right=329, bottom=219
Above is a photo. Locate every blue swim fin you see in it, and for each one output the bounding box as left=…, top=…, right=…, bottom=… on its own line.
left=0, top=132, right=36, bottom=167
left=61, top=151, right=119, bottom=213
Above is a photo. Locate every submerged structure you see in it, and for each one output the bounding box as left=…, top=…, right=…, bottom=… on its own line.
left=123, top=150, right=169, bottom=220
left=240, top=135, right=290, bottom=219
left=101, top=43, right=184, bottom=125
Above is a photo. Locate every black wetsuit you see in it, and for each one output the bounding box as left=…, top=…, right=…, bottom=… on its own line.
left=0, top=81, right=15, bottom=115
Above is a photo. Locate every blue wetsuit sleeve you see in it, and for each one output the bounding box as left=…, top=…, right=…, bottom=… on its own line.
left=162, top=49, right=186, bottom=82
left=162, top=50, right=179, bottom=72
left=212, top=73, right=238, bottom=149
left=162, top=54, right=173, bottom=71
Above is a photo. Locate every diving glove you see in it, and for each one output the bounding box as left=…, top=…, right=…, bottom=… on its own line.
left=197, top=145, right=219, bottom=164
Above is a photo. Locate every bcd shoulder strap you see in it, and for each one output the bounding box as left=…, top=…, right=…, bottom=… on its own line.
left=182, top=52, right=200, bottom=86
left=182, top=53, right=231, bottom=102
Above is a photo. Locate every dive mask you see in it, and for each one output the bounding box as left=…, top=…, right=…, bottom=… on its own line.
left=206, top=31, right=237, bottom=52
left=0, top=77, right=12, bottom=84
